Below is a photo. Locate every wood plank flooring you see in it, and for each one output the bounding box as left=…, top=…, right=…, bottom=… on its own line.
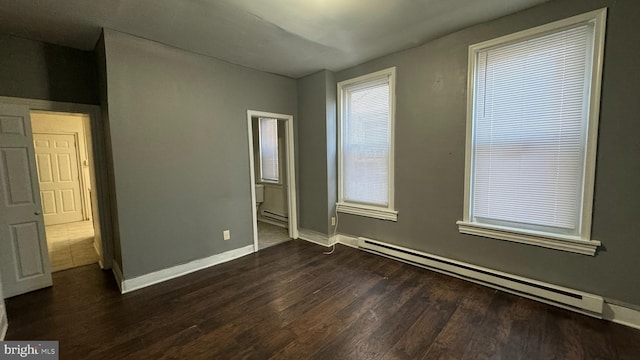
left=5, top=241, right=640, bottom=359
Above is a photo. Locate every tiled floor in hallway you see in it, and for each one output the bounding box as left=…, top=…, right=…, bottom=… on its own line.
left=45, top=220, right=99, bottom=272
left=258, top=221, right=291, bottom=250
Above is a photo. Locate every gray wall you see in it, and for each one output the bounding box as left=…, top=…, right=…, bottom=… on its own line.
left=297, top=71, right=330, bottom=234
left=95, top=33, right=122, bottom=268
left=297, top=69, right=338, bottom=235
left=102, top=29, right=297, bottom=278
left=332, top=0, right=640, bottom=306
left=0, top=35, right=98, bottom=105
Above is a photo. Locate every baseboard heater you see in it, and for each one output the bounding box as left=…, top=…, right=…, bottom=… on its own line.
left=357, top=237, right=604, bottom=316
left=260, top=209, right=288, bottom=223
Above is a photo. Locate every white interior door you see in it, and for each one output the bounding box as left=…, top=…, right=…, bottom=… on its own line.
left=0, top=103, right=52, bottom=298
left=33, top=133, right=84, bottom=225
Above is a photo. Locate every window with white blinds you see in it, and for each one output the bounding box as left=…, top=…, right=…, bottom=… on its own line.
left=459, top=9, right=606, bottom=255
left=337, top=68, right=397, bottom=221
left=259, top=117, right=279, bottom=183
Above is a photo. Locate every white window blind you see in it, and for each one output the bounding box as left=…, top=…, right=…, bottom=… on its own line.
left=342, top=79, right=391, bottom=206
left=259, top=117, right=279, bottom=182
left=471, top=24, right=594, bottom=233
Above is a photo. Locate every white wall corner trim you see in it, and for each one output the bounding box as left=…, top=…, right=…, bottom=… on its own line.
left=111, top=261, right=124, bottom=294
left=336, top=234, right=359, bottom=248
left=457, top=221, right=601, bottom=256
left=603, top=302, right=640, bottom=330
left=117, top=245, right=253, bottom=294
left=0, top=304, right=7, bottom=340
left=298, top=229, right=337, bottom=247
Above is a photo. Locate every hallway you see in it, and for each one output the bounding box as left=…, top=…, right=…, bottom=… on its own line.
left=45, top=220, right=99, bottom=272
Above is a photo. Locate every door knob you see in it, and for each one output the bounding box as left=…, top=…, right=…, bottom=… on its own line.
left=34, top=211, right=41, bottom=215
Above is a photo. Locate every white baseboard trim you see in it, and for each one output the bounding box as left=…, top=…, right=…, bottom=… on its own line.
left=0, top=307, right=7, bottom=340
left=336, top=234, right=359, bottom=248
left=116, top=245, right=254, bottom=294
left=297, top=231, right=360, bottom=249
left=298, top=229, right=337, bottom=247
left=603, top=302, right=640, bottom=330
left=111, top=261, right=124, bottom=294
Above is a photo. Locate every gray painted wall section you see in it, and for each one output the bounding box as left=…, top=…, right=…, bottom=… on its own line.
left=333, top=0, right=640, bottom=306
left=297, top=71, right=330, bottom=234
left=325, top=71, right=338, bottom=235
left=297, top=69, right=338, bottom=235
left=0, top=35, right=98, bottom=105
left=102, top=29, right=297, bottom=278
left=94, top=33, right=122, bottom=269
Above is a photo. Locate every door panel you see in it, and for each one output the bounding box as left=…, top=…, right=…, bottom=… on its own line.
left=0, top=115, right=26, bottom=136
left=33, top=133, right=83, bottom=225
left=41, top=191, right=56, bottom=214
left=10, top=222, right=44, bottom=277
left=0, top=103, right=52, bottom=298
left=35, top=153, right=53, bottom=182
left=1, top=148, right=35, bottom=204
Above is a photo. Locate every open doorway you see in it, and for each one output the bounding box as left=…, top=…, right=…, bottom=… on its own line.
left=247, top=110, right=298, bottom=251
left=0, top=97, right=112, bottom=298
left=30, top=111, right=100, bottom=272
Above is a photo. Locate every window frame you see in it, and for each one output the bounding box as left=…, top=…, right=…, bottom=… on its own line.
left=258, top=117, right=280, bottom=184
left=457, top=8, right=607, bottom=255
left=337, top=67, right=398, bottom=221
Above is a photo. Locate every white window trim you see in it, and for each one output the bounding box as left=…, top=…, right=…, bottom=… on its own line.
left=459, top=8, right=607, bottom=255
left=337, top=67, right=397, bottom=221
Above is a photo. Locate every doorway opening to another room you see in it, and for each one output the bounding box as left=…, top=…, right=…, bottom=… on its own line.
left=0, top=97, right=113, bottom=299
left=30, top=111, right=101, bottom=272
left=247, top=110, right=298, bottom=251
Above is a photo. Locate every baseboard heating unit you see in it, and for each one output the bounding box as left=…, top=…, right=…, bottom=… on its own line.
left=357, top=237, right=604, bottom=316
left=260, top=209, right=288, bottom=223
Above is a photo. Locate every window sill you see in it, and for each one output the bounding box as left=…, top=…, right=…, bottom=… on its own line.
left=259, top=181, right=283, bottom=187
left=456, top=221, right=601, bottom=256
left=260, top=180, right=281, bottom=185
left=337, top=203, right=398, bottom=221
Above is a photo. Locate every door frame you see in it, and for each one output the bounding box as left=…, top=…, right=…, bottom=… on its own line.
left=0, top=96, right=114, bottom=270
left=246, top=110, right=298, bottom=252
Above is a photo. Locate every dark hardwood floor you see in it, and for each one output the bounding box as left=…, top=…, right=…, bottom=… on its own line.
left=5, top=240, right=640, bottom=359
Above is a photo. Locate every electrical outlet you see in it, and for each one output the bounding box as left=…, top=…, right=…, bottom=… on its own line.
left=331, top=217, right=336, bottom=226
left=223, top=230, right=231, bottom=240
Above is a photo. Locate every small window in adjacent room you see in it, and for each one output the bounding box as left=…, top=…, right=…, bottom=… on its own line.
left=259, top=117, right=279, bottom=183
left=457, top=9, right=607, bottom=255
left=337, top=67, right=398, bottom=221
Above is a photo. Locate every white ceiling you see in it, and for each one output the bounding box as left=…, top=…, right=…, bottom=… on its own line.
left=0, top=0, right=548, bottom=78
